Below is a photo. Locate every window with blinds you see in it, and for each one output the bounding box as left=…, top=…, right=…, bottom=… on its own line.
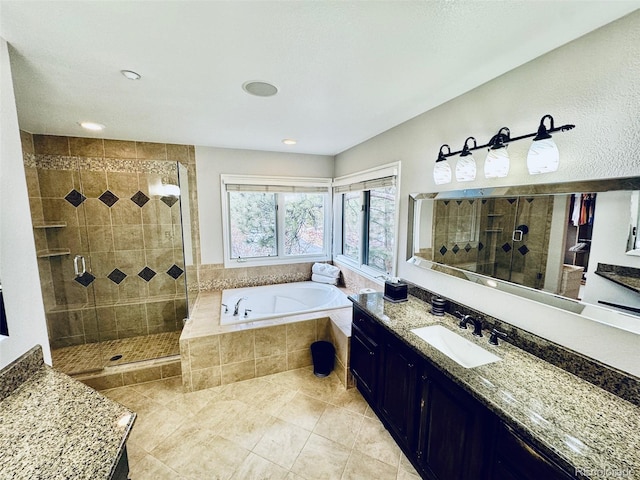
left=220, top=175, right=332, bottom=267
left=333, top=164, right=400, bottom=276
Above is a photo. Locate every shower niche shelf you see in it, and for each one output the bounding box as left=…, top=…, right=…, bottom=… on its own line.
left=33, top=221, right=67, bottom=229
left=37, top=249, right=71, bottom=258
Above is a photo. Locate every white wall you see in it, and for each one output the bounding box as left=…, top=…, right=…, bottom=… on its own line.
left=0, top=38, right=50, bottom=368
left=195, top=146, right=335, bottom=265
left=335, top=11, right=640, bottom=376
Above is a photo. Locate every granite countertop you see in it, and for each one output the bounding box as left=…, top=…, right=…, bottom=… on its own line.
left=0, top=346, right=135, bottom=480
left=351, top=293, right=640, bottom=480
left=594, top=263, right=640, bottom=295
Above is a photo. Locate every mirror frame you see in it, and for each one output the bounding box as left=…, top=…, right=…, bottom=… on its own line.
left=407, top=176, right=640, bottom=316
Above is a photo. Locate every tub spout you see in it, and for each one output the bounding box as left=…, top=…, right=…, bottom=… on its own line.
left=234, top=297, right=247, bottom=316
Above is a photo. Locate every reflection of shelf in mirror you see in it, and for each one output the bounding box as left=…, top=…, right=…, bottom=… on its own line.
left=33, top=222, right=67, bottom=229
left=484, top=229, right=503, bottom=233
left=37, top=249, right=70, bottom=258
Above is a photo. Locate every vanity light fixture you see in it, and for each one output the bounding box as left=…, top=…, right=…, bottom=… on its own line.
left=434, top=114, right=575, bottom=180
left=456, top=137, right=477, bottom=182
left=484, top=127, right=511, bottom=179
left=433, top=144, right=452, bottom=185
left=527, top=114, right=560, bottom=174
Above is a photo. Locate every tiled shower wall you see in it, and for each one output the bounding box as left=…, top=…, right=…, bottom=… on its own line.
left=21, top=133, right=194, bottom=348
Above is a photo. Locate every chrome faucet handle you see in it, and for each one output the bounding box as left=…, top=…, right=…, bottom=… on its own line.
left=244, top=309, right=252, bottom=318
left=489, top=328, right=508, bottom=345
left=221, top=303, right=228, bottom=313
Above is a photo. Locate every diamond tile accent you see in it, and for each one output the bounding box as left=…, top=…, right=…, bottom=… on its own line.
left=455, top=200, right=463, bottom=205
left=138, top=266, right=156, bottom=282
left=526, top=197, right=534, bottom=203
left=443, top=200, right=450, bottom=206
left=64, top=189, right=86, bottom=207
left=131, top=191, right=150, bottom=208
left=160, top=195, right=179, bottom=207
left=452, top=244, right=460, bottom=254
left=74, top=272, right=96, bottom=287
left=439, top=245, right=448, bottom=256
left=501, top=243, right=512, bottom=252
left=507, top=198, right=517, bottom=204
left=478, top=242, right=484, bottom=251
left=107, top=268, right=127, bottom=284
left=166, top=264, right=184, bottom=279
left=98, top=190, right=119, bottom=207
left=464, top=243, right=472, bottom=253
left=518, top=245, right=530, bottom=256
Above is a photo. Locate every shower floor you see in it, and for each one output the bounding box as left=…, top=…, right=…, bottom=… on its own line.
left=51, top=331, right=181, bottom=376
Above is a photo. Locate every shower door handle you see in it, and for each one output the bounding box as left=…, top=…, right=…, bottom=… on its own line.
left=73, top=255, right=86, bottom=277
left=512, top=230, right=524, bottom=242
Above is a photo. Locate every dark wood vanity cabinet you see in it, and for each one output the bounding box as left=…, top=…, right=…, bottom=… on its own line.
left=379, top=333, right=419, bottom=450
left=350, top=304, right=381, bottom=404
left=415, top=364, right=493, bottom=480
left=491, top=423, right=575, bottom=480
left=350, top=304, right=577, bottom=480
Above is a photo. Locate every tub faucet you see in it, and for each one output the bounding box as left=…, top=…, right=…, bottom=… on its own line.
left=234, top=297, right=247, bottom=316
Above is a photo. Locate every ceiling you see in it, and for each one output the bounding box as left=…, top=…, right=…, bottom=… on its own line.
left=1, top=1, right=638, bottom=156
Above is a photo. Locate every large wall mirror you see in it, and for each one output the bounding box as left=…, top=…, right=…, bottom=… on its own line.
left=407, top=177, right=640, bottom=327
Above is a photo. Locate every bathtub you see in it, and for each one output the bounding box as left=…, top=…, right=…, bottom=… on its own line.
left=220, top=281, right=352, bottom=325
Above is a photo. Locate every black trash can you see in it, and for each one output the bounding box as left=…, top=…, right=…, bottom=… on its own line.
left=310, top=341, right=335, bottom=377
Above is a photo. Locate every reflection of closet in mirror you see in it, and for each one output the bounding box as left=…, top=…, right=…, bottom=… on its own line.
left=432, top=196, right=554, bottom=290
left=563, top=193, right=596, bottom=299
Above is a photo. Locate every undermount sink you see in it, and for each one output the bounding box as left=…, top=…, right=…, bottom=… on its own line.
left=410, top=325, right=501, bottom=369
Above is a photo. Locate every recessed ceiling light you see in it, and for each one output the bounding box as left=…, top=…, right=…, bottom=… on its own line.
left=79, top=121, right=105, bottom=131
left=282, top=139, right=297, bottom=145
left=242, top=81, right=278, bottom=97
left=121, top=70, right=141, bottom=80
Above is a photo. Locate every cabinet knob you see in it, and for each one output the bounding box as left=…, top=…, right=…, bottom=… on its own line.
left=408, top=363, right=415, bottom=368
left=369, top=351, right=375, bottom=356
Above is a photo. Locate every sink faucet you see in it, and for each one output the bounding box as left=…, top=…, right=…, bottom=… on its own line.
left=233, top=297, right=247, bottom=316
left=457, top=313, right=483, bottom=337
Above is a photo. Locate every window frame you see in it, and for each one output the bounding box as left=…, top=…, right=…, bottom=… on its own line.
left=221, top=174, right=332, bottom=268
left=332, top=163, right=401, bottom=280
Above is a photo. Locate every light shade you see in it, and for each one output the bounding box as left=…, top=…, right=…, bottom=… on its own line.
left=527, top=138, right=559, bottom=174
left=434, top=161, right=452, bottom=185
left=484, top=147, right=510, bottom=178
left=456, top=137, right=477, bottom=182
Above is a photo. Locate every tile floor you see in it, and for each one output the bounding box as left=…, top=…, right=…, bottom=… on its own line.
left=52, top=331, right=181, bottom=375
left=101, top=367, right=422, bottom=480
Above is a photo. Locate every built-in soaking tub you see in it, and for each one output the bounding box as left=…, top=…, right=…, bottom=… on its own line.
left=220, top=281, right=351, bottom=325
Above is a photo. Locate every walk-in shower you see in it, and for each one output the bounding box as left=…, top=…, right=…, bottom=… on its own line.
left=22, top=134, right=192, bottom=375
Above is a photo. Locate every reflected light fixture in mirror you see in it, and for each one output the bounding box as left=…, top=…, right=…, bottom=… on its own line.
left=434, top=144, right=452, bottom=185
left=456, top=136, right=477, bottom=182
left=527, top=114, right=560, bottom=174
left=484, top=127, right=511, bottom=178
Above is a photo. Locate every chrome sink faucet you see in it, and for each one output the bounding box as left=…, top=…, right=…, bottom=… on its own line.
left=233, top=297, right=247, bottom=316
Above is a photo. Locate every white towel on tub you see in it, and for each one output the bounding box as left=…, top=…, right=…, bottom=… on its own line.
left=312, top=273, right=338, bottom=285
left=312, top=263, right=340, bottom=278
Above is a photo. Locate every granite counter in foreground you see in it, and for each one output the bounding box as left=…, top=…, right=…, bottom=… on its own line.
left=0, top=345, right=135, bottom=480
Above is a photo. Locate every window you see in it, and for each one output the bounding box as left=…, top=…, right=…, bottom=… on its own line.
left=334, top=164, right=399, bottom=277
left=221, top=175, right=332, bottom=267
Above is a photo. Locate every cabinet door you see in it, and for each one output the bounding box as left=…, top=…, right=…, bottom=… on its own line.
left=492, top=423, right=575, bottom=480
left=350, top=324, right=379, bottom=404
left=379, top=334, right=418, bottom=449
left=416, top=366, right=492, bottom=480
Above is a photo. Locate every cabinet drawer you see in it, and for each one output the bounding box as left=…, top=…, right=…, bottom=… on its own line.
left=353, top=305, right=379, bottom=341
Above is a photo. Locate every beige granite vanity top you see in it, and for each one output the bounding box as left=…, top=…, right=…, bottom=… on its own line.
left=0, top=346, right=135, bottom=480
left=351, top=293, right=640, bottom=480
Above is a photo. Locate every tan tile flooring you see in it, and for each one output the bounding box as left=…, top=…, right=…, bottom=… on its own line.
left=101, top=367, right=422, bottom=480
left=52, top=331, right=181, bottom=375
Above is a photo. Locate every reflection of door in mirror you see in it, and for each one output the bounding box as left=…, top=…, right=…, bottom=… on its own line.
left=627, top=191, right=640, bottom=254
